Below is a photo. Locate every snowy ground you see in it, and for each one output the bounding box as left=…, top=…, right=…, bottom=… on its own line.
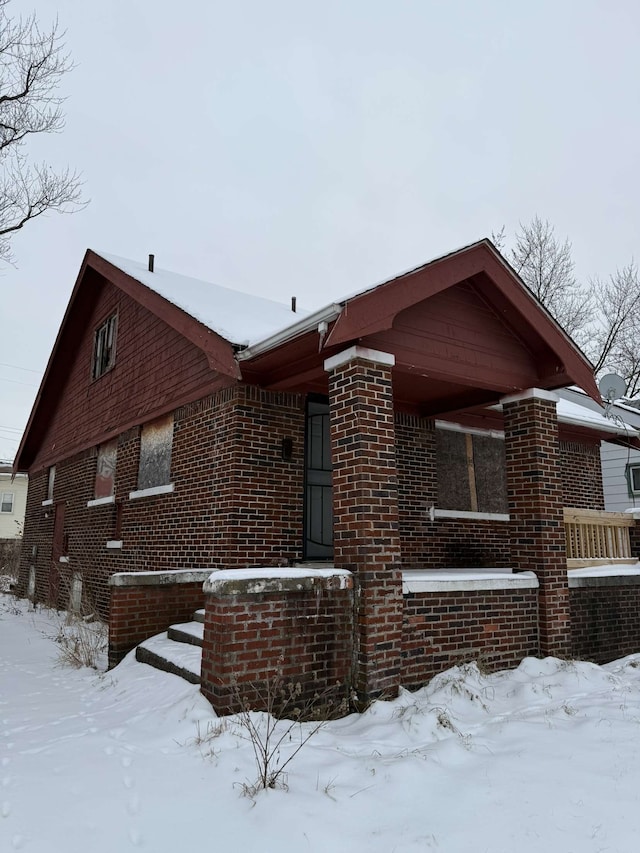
left=2, top=593, right=640, bottom=853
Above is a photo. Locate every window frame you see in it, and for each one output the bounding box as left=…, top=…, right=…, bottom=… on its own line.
left=0, top=491, right=14, bottom=513
left=130, top=414, right=174, bottom=498
left=92, top=313, right=118, bottom=380
left=627, top=463, right=640, bottom=495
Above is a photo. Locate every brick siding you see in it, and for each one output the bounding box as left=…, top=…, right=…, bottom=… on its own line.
left=18, top=385, right=306, bottom=617
left=327, top=354, right=403, bottom=700
left=560, top=440, right=605, bottom=510
left=503, top=394, right=570, bottom=656
left=201, top=580, right=353, bottom=715
left=570, top=580, right=640, bottom=663
left=402, top=588, right=539, bottom=687
left=109, top=575, right=208, bottom=667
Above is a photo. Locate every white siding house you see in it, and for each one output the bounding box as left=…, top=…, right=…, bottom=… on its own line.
left=558, top=388, right=640, bottom=512
left=0, top=466, right=27, bottom=540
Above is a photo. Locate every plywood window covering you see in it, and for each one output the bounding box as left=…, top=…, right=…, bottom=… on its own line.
left=95, top=440, right=117, bottom=498
left=92, top=314, right=117, bottom=379
left=47, top=465, right=55, bottom=501
left=0, top=492, right=14, bottom=513
left=137, top=414, right=173, bottom=490
left=436, top=429, right=508, bottom=513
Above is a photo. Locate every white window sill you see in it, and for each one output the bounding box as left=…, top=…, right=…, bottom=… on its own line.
left=129, top=483, right=175, bottom=500
left=41, top=499, right=53, bottom=507
left=87, top=495, right=115, bottom=508
left=106, top=540, right=123, bottom=549
left=434, top=508, right=510, bottom=522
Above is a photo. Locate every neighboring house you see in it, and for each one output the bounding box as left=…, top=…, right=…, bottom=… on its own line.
left=12, top=240, right=640, bottom=705
left=0, top=464, right=27, bottom=541
left=558, top=387, right=640, bottom=512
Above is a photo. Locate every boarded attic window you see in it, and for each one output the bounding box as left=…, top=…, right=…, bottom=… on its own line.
left=92, top=314, right=117, bottom=379
left=137, top=414, right=173, bottom=490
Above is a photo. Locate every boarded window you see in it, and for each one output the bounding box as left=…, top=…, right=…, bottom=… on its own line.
left=95, top=440, right=117, bottom=498
left=92, top=314, right=117, bottom=379
left=47, top=465, right=56, bottom=501
left=1, top=492, right=14, bottom=513
left=138, top=414, right=173, bottom=490
left=436, top=428, right=507, bottom=513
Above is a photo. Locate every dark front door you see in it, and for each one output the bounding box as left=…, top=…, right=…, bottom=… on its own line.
left=304, top=399, right=333, bottom=560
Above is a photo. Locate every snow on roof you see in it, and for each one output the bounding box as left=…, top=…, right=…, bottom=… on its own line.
left=96, top=251, right=308, bottom=347
left=556, top=396, right=638, bottom=437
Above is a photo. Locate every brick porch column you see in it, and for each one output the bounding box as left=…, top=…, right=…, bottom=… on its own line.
left=324, top=346, right=403, bottom=702
left=502, top=388, right=570, bottom=657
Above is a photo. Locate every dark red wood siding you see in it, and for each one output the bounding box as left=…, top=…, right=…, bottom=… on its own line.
left=30, top=274, right=225, bottom=470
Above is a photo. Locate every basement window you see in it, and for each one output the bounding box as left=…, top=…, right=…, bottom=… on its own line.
left=92, top=314, right=117, bottom=379
left=1, top=492, right=14, bottom=513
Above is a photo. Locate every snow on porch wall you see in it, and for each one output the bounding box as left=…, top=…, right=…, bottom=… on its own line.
left=200, top=568, right=355, bottom=716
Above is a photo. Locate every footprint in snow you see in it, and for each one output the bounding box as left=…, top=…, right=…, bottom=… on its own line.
left=2, top=800, right=10, bottom=817
left=127, top=792, right=140, bottom=816
left=128, top=827, right=143, bottom=847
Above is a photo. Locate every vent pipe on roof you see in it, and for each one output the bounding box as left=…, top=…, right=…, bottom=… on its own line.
left=291, top=296, right=297, bottom=313
left=148, top=254, right=155, bottom=273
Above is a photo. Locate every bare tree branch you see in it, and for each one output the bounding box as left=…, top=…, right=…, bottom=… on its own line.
left=0, top=0, right=83, bottom=263
left=509, top=216, right=592, bottom=340
left=588, top=263, right=640, bottom=395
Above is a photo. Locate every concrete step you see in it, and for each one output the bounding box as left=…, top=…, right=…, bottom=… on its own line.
left=167, top=620, right=204, bottom=647
left=193, top=609, right=205, bottom=624
left=136, top=632, right=202, bottom=685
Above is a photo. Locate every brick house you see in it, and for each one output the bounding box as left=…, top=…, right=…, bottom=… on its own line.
left=13, top=240, right=640, bottom=709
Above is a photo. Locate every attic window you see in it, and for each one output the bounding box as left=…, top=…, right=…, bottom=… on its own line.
left=92, top=314, right=117, bottom=379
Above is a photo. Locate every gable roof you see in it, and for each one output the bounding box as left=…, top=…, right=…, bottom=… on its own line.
left=15, top=239, right=602, bottom=472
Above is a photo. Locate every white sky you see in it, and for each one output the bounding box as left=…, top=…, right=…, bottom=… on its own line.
left=2, top=0, right=640, bottom=461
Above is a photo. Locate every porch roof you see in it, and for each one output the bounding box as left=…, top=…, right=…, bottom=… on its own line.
left=239, top=239, right=600, bottom=414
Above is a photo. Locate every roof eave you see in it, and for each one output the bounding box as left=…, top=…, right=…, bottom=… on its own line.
left=237, top=303, right=343, bottom=362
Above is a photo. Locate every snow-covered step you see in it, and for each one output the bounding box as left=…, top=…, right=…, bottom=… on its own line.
left=193, top=609, right=205, bottom=624
left=167, top=619, right=204, bottom=647
left=136, top=632, right=202, bottom=685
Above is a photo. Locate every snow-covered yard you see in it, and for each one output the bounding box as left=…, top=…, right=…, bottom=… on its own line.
left=2, top=592, right=640, bottom=853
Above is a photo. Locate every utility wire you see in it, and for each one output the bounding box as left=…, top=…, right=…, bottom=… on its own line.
left=0, top=361, right=41, bottom=374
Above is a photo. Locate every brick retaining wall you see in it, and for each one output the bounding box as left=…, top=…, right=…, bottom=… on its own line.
left=402, top=582, right=539, bottom=688
left=200, top=569, right=354, bottom=715
left=570, top=575, right=640, bottom=663
left=108, top=569, right=211, bottom=666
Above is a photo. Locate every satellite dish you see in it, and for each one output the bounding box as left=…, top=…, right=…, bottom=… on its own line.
left=599, top=373, right=627, bottom=403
